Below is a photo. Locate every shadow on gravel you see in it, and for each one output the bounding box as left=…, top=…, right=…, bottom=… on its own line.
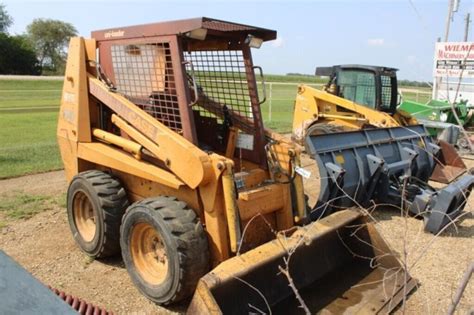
left=97, top=255, right=189, bottom=313
left=98, top=255, right=126, bottom=269
left=372, top=206, right=473, bottom=238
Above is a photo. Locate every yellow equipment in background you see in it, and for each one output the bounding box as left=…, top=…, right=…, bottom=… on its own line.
left=292, top=84, right=416, bottom=142
left=58, top=18, right=416, bottom=313
left=292, top=65, right=416, bottom=142
left=292, top=65, right=473, bottom=235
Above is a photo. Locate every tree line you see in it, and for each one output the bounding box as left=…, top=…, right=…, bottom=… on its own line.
left=0, top=3, right=77, bottom=75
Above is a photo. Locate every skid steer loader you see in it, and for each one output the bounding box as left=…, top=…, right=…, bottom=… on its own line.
left=292, top=65, right=474, bottom=234
left=58, top=18, right=417, bottom=313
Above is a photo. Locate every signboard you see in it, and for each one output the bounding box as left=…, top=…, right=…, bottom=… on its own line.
left=433, top=42, right=474, bottom=78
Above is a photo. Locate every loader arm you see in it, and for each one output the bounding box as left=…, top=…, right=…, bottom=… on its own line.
left=88, top=76, right=213, bottom=189
left=293, top=85, right=401, bottom=142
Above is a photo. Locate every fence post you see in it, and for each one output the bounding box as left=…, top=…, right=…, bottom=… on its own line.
left=268, top=82, right=273, bottom=122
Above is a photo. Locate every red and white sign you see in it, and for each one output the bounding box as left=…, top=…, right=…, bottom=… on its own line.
left=433, top=42, right=474, bottom=78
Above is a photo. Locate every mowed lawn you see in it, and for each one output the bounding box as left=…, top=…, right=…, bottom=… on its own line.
left=0, top=78, right=432, bottom=179
left=0, top=80, right=63, bottom=178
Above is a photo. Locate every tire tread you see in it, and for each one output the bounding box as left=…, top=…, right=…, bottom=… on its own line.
left=124, top=196, right=209, bottom=304
left=70, top=170, right=128, bottom=258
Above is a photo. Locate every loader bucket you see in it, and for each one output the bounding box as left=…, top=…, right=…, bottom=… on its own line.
left=306, top=125, right=437, bottom=211
left=188, top=210, right=417, bottom=314
left=305, top=125, right=474, bottom=234
left=430, top=140, right=467, bottom=184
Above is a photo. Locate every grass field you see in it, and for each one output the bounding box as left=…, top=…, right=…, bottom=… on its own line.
left=0, top=77, right=432, bottom=178
left=0, top=80, right=63, bottom=178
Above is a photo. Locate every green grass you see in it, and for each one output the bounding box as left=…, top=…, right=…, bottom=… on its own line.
left=402, top=91, right=431, bottom=104
left=0, top=111, right=62, bottom=178
left=0, top=80, right=61, bottom=109
left=266, top=74, right=326, bottom=84
left=0, top=79, right=63, bottom=178
left=0, top=191, right=66, bottom=228
left=0, top=192, right=52, bottom=220
left=0, top=91, right=61, bottom=108
left=0, top=80, right=62, bottom=90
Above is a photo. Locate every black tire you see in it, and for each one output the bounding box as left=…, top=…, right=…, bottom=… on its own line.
left=67, top=170, right=129, bottom=258
left=120, top=197, right=209, bottom=305
left=304, top=124, right=345, bottom=153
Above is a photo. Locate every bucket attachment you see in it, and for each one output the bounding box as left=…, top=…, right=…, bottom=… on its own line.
left=413, top=174, right=474, bottom=233
left=305, top=125, right=474, bottom=234
left=188, top=210, right=417, bottom=314
left=430, top=140, right=468, bottom=184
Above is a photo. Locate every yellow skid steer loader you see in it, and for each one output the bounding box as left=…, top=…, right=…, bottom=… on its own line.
left=58, top=18, right=416, bottom=313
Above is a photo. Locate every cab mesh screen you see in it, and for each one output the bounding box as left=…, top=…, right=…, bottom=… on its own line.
left=111, top=43, right=183, bottom=133
left=185, top=50, right=254, bottom=132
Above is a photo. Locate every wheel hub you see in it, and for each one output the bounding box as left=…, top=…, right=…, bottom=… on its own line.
left=131, top=223, right=169, bottom=285
left=73, top=191, right=97, bottom=242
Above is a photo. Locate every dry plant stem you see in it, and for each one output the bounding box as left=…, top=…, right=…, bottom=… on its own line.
left=278, top=258, right=310, bottom=315
left=248, top=304, right=266, bottom=314
left=400, top=176, right=409, bottom=314
left=445, top=262, right=474, bottom=315
left=232, top=276, right=272, bottom=315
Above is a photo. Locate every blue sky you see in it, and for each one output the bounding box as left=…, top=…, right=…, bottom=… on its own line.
left=3, top=0, right=473, bottom=81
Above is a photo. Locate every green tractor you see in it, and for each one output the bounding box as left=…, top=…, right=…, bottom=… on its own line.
left=399, top=98, right=473, bottom=148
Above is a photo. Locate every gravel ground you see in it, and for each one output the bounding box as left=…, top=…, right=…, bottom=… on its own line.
left=0, top=157, right=472, bottom=314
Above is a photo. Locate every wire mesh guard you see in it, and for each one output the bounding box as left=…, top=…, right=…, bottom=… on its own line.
left=381, top=75, right=392, bottom=108
left=185, top=50, right=254, bottom=128
left=111, top=43, right=183, bottom=133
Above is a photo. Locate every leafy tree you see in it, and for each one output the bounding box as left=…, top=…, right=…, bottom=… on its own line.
left=27, top=18, right=77, bottom=74
left=0, top=33, right=41, bottom=74
left=0, top=3, right=13, bottom=33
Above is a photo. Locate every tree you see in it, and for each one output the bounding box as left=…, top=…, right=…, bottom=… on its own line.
left=0, top=3, right=13, bottom=33
left=27, top=18, right=77, bottom=74
left=0, top=33, right=41, bottom=74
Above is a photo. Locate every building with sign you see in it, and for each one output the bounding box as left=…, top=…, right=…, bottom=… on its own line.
left=432, top=41, right=474, bottom=104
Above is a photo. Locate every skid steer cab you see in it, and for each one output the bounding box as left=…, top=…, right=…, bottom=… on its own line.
left=316, top=64, right=400, bottom=114
left=58, top=18, right=416, bottom=313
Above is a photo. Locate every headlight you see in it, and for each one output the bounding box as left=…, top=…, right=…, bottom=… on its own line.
left=440, top=112, right=448, bottom=122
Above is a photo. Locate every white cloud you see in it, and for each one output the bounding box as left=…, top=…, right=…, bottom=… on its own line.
left=271, top=37, right=284, bottom=48
left=367, top=38, right=385, bottom=46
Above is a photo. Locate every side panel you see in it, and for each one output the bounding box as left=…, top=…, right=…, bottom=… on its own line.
left=57, top=37, right=91, bottom=182
left=109, top=170, right=201, bottom=214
